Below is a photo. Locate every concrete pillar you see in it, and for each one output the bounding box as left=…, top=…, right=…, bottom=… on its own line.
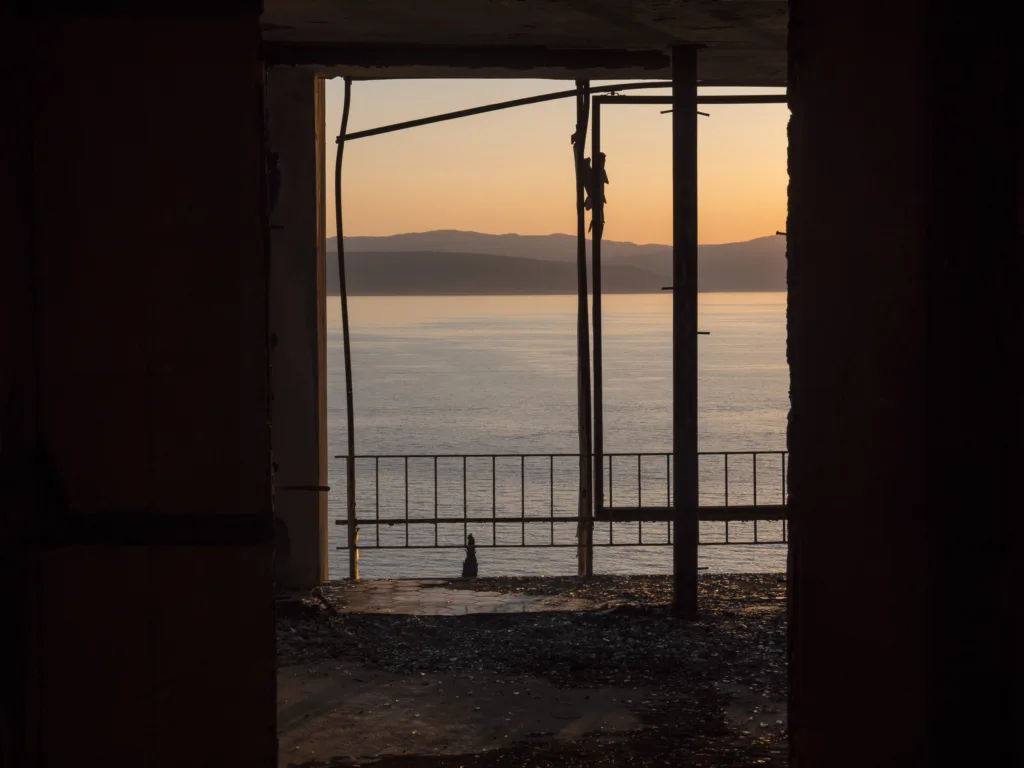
left=267, top=69, right=329, bottom=589
left=787, top=2, right=1021, bottom=766
left=2, top=12, right=276, bottom=766
left=670, top=46, right=699, bottom=616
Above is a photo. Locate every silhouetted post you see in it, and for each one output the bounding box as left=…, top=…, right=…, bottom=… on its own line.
left=591, top=101, right=606, bottom=536
left=334, top=77, right=359, bottom=580
left=672, top=47, right=699, bottom=617
left=572, top=80, right=594, bottom=578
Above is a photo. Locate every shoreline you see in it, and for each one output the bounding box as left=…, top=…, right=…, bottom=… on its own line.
left=327, top=289, right=787, bottom=297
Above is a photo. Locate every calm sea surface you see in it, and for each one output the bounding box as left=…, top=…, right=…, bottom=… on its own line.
left=326, top=293, right=788, bottom=578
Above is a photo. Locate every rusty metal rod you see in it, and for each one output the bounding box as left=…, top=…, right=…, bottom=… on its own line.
left=597, top=94, right=787, bottom=105
left=335, top=542, right=781, bottom=550
left=334, top=77, right=359, bottom=580
left=591, top=98, right=606, bottom=545
left=344, top=90, right=787, bottom=146
left=343, top=81, right=673, bottom=141
left=333, top=504, right=788, bottom=526
left=572, top=80, right=595, bottom=578
left=334, top=450, right=785, bottom=458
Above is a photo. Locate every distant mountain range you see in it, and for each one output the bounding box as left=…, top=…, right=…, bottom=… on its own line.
left=325, top=230, right=785, bottom=295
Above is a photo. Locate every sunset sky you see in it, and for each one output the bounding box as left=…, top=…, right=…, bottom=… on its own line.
left=324, top=78, right=788, bottom=246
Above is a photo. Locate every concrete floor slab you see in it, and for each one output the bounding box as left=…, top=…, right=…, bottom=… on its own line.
left=317, top=579, right=590, bottom=616
left=279, top=660, right=645, bottom=766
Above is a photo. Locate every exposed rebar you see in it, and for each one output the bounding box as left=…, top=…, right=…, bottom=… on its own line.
left=334, top=77, right=359, bottom=580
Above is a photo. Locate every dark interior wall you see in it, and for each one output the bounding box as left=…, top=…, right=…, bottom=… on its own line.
left=787, top=0, right=930, bottom=760
left=0, top=14, right=35, bottom=767
left=31, top=18, right=270, bottom=516
left=2, top=10, right=276, bottom=766
left=787, top=1, right=1021, bottom=766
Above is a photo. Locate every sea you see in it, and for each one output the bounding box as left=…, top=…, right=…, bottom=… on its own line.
left=326, top=292, right=788, bottom=579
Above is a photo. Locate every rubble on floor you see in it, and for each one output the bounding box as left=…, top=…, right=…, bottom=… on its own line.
left=277, top=574, right=787, bottom=767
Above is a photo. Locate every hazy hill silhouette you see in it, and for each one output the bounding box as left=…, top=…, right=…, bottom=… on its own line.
left=325, top=230, right=785, bottom=294
left=327, top=251, right=666, bottom=295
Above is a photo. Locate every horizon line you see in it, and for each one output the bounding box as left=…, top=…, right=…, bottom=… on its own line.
left=325, top=229, right=783, bottom=249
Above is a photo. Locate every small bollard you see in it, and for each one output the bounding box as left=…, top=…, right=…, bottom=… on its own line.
left=461, top=534, right=478, bottom=578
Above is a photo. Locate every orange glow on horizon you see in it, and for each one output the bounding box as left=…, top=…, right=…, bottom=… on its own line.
left=325, top=79, right=788, bottom=246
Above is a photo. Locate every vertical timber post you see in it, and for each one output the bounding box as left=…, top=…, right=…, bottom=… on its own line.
left=334, top=78, right=358, bottom=580
left=572, top=80, right=594, bottom=578
left=592, top=100, right=605, bottom=543
left=672, top=46, right=699, bottom=617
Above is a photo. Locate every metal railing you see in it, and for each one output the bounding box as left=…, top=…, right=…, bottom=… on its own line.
left=333, top=451, right=787, bottom=550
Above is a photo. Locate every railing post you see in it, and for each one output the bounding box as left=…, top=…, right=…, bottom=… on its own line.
left=347, top=455, right=358, bottom=578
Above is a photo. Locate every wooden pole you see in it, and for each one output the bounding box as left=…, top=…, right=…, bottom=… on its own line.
left=334, top=78, right=359, bottom=580
left=572, top=80, right=594, bottom=579
left=591, top=100, right=605, bottom=540
left=671, top=47, right=699, bottom=616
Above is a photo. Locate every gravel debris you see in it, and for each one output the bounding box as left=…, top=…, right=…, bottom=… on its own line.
left=278, top=574, right=787, bottom=767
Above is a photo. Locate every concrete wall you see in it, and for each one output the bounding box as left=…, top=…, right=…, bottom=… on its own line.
left=267, top=69, right=329, bottom=589
left=787, top=2, right=1022, bottom=765
left=1, top=12, right=276, bottom=766
left=0, top=14, right=34, bottom=767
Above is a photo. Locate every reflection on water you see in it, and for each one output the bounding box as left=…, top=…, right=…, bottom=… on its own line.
left=326, top=293, right=788, bottom=577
